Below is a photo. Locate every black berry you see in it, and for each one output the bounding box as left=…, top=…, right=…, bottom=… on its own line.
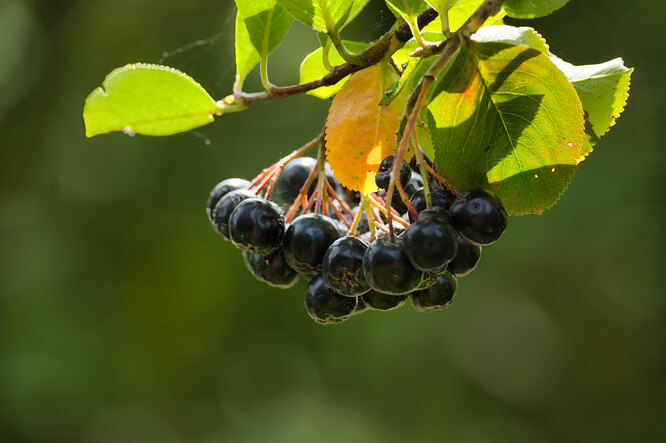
left=409, top=189, right=455, bottom=217
left=305, top=274, right=357, bottom=324
left=403, top=210, right=458, bottom=271
left=375, top=155, right=411, bottom=191
left=211, top=189, right=256, bottom=239
left=243, top=249, right=298, bottom=288
left=447, top=232, right=481, bottom=277
left=207, top=178, right=251, bottom=221
left=228, top=198, right=285, bottom=255
left=283, top=214, right=341, bottom=276
left=322, top=236, right=370, bottom=296
left=362, top=290, right=408, bottom=311
left=412, top=270, right=457, bottom=312
left=363, top=237, right=424, bottom=295
left=449, top=190, right=508, bottom=245
left=273, top=158, right=338, bottom=206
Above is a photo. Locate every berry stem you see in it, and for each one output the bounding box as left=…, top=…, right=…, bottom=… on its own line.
left=325, top=180, right=354, bottom=219
left=423, top=161, right=462, bottom=198
left=396, top=180, right=419, bottom=221
left=362, top=194, right=377, bottom=241
left=347, top=198, right=366, bottom=236
left=367, top=195, right=408, bottom=228
left=411, top=134, right=433, bottom=209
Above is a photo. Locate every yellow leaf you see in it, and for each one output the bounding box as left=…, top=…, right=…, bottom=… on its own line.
left=325, top=63, right=408, bottom=194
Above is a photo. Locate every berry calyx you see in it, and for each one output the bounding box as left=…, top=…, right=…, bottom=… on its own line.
left=283, top=213, right=341, bottom=276
left=363, top=237, right=424, bottom=295
left=449, top=190, right=508, bottom=245
left=411, top=270, right=457, bottom=312
left=243, top=249, right=298, bottom=288
left=305, top=274, right=357, bottom=324
left=228, top=198, right=285, bottom=255
left=322, top=236, right=371, bottom=296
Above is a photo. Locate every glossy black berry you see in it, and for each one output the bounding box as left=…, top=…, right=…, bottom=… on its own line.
left=211, top=189, right=256, bottom=239
left=305, top=274, right=357, bottom=324
left=409, top=189, right=455, bottom=217
left=447, top=232, right=481, bottom=277
left=409, top=148, right=434, bottom=172
left=207, top=178, right=251, bottom=221
left=363, top=237, right=424, bottom=295
left=322, top=236, right=370, bottom=296
left=449, top=190, right=508, bottom=245
left=243, top=249, right=298, bottom=288
left=362, top=290, right=408, bottom=311
left=228, top=198, right=285, bottom=255
left=273, top=158, right=338, bottom=206
left=375, top=155, right=411, bottom=191
left=412, top=270, right=457, bottom=312
left=283, top=214, right=341, bottom=276
left=403, top=210, right=458, bottom=271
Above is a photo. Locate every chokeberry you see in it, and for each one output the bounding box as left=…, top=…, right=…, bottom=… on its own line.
left=447, top=232, right=481, bottom=277
left=283, top=213, right=341, bottom=276
left=375, top=155, right=411, bottom=191
left=322, top=236, right=370, bottom=296
left=228, top=198, right=285, bottom=255
left=403, top=210, right=458, bottom=271
left=409, top=148, right=434, bottom=172
left=449, top=190, right=508, bottom=245
left=362, top=290, right=408, bottom=311
left=273, top=158, right=338, bottom=206
left=207, top=178, right=251, bottom=221
left=363, top=237, right=424, bottom=295
left=412, top=270, right=457, bottom=312
left=305, top=274, right=357, bottom=324
left=243, top=249, right=298, bottom=288
left=409, top=189, right=455, bottom=217
left=211, top=189, right=256, bottom=239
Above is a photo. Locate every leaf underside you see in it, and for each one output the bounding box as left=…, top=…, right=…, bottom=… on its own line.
left=426, top=42, right=585, bottom=215
left=83, top=63, right=220, bottom=137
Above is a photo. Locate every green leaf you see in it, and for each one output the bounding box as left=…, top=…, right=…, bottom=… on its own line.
left=426, top=43, right=585, bottom=215
left=471, top=25, right=549, bottom=53
left=83, top=63, right=220, bottom=137
left=234, top=0, right=293, bottom=58
left=551, top=56, right=633, bottom=154
left=299, top=40, right=370, bottom=99
left=234, top=12, right=260, bottom=91
left=385, top=0, right=428, bottom=21
left=504, top=0, right=568, bottom=18
left=276, top=0, right=355, bottom=32
left=424, top=0, right=506, bottom=32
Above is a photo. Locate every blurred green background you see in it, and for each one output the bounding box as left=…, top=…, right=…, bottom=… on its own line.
left=1, top=0, right=664, bottom=442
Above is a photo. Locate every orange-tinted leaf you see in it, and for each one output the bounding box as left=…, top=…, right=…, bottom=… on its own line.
left=325, top=63, right=408, bottom=194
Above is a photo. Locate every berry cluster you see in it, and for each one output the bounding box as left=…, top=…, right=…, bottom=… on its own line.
left=206, top=137, right=507, bottom=325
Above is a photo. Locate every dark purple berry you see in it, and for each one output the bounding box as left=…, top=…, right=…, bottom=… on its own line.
left=409, top=189, right=455, bottom=217
left=207, top=178, right=251, bottom=221
left=449, top=190, right=508, bottom=245
left=412, top=270, right=457, bottom=312
left=409, top=148, right=434, bottom=172
left=273, top=158, right=338, bottom=206
left=363, top=237, right=424, bottom=295
left=305, top=274, right=357, bottom=324
left=283, top=214, right=341, bottom=276
left=211, top=189, right=256, bottom=239
left=447, top=233, right=481, bottom=277
left=362, top=290, right=408, bottom=311
left=322, top=236, right=370, bottom=296
left=403, top=210, right=458, bottom=271
left=404, top=172, right=424, bottom=197
left=375, top=155, right=411, bottom=191
left=243, top=249, right=298, bottom=288
left=228, top=198, right=285, bottom=255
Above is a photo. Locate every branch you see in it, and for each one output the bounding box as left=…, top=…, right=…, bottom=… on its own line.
left=224, top=8, right=439, bottom=108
